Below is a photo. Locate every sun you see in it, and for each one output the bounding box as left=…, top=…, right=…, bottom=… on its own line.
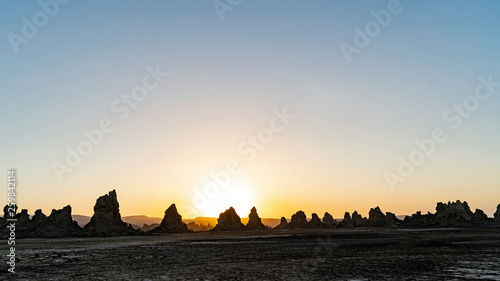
left=202, top=181, right=256, bottom=218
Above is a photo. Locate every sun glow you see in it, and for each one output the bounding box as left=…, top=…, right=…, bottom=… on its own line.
left=202, top=181, right=256, bottom=218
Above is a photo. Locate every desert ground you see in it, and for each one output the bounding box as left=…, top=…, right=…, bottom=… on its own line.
left=1, top=226, right=499, bottom=281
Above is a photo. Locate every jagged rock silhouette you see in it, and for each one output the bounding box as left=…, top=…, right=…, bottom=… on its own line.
left=368, top=206, right=386, bottom=226
left=246, top=207, right=268, bottom=230
left=384, top=212, right=402, bottom=226
left=286, top=211, right=308, bottom=229
left=340, top=211, right=368, bottom=227
left=150, top=204, right=189, bottom=233
left=494, top=204, right=500, bottom=223
left=1, top=195, right=497, bottom=239
left=403, top=211, right=434, bottom=227
left=274, top=217, right=288, bottom=229
left=435, top=200, right=473, bottom=225
left=322, top=212, right=337, bottom=228
left=352, top=211, right=368, bottom=227
left=83, top=190, right=137, bottom=236
left=37, top=206, right=81, bottom=237
left=0, top=205, right=33, bottom=238
left=0, top=205, right=81, bottom=238
left=472, top=209, right=489, bottom=224
left=368, top=207, right=401, bottom=226
left=403, top=200, right=492, bottom=227
left=212, top=207, right=246, bottom=231
left=340, top=212, right=353, bottom=228
left=308, top=213, right=325, bottom=228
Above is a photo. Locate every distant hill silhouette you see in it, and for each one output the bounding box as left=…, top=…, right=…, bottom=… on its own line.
left=123, top=215, right=163, bottom=226
left=73, top=214, right=161, bottom=229
left=184, top=217, right=282, bottom=228
left=72, top=214, right=91, bottom=227
left=73, top=215, right=283, bottom=229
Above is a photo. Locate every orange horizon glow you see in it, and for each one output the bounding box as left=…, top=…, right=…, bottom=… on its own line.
left=21, top=188, right=499, bottom=221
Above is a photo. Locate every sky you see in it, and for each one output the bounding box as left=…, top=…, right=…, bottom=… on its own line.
left=1, top=0, right=499, bottom=219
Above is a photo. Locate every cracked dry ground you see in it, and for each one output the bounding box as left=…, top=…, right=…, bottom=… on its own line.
left=1, top=227, right=500, bottom=281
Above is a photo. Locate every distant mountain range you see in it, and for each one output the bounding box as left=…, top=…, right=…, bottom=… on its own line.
left=184, top=217, right=283, bottom=228
left=72, top=215, right=406, bottom=229
left=72, top=215, right=162, bottom=229
left=72, top=215, right=283, bottom=228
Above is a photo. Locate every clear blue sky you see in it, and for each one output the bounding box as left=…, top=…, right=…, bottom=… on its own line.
left=1, top=1, right=499, bottom=218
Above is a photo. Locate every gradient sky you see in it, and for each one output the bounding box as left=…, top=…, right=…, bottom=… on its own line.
left=1, top=1, right=499, bottom=219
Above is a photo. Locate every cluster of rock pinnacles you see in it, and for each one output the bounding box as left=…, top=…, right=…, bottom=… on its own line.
left=1, top=189, right=499, bottom=238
